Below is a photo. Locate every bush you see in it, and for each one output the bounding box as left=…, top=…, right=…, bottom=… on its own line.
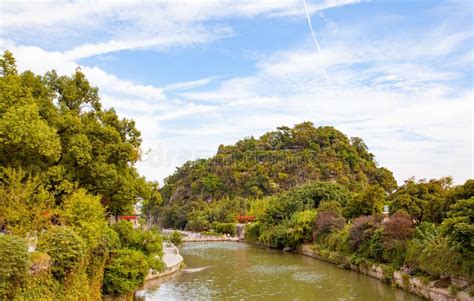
left=405, top=222, right=438, bottom=267
left=244, top=222, right=261, bottom=243
left=366, top=228, right=385, bottom=262
left=286, top=210, right=317, bottom=247
left=349, top=215, right=381, bottom=252
left=317, top=201, right=343, bottom=215
left=103, top=227, right=121, bottom=252
left=60, top=189, right=107, bottom=249
left=111, top=220, right=141, bottom=249
left=259, top=223, right=288, bottom=248
left=324, top=225, right=350, bottom=253
left=185, top=214, right=210, bottom=232
left=406, top=222, right=471, bottom=277
left=141, top=229, right=163, bottom=257
left=37, top=227, right=86, bottom=279
left=314, top=210, right=345, bottom=241
left=169, top=230, right=182, bottom=246
left=0, top=234, right=28, bottom=299
left=384, top=214, right=414, bottom=241
left=102, top=249, right=149, bottom=296
left=382, top=214, right=414, bottom=266
left=214, top=222, right=236, bottom=236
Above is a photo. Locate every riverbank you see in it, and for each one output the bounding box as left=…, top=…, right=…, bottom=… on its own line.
left=146, top=243, right=183, bottom=280
left=162, top=228, right=242, bottom=242
left=297, top=244, right=473, bottom=301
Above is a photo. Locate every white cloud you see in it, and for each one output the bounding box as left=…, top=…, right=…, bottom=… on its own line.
left=163, top=77, right=218, bottom=92
left=1, top=0, right=472, bottom=186
left=0, top=0, right=359, bottom=60
left=64, top=26, right=234, bottom=60
left=82, top=67, right=165, bottom=100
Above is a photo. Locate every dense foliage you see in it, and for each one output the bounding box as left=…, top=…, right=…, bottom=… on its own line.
left=0, top=51, right=164, bottom=299
left=0, top=235, right=28, bottom=299
left=160, top=122, right=396, bottom=228
left=154, top=92, right=473, bottom=284
left=247, top=178, right=473, bottom=281
left=102, top=249, right=150, bottom=296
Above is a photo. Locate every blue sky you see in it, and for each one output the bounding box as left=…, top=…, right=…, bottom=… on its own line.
left=1, top=0, right=472, bottom=184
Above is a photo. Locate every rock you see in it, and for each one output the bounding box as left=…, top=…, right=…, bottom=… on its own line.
left=433, top=277, right=451, bottom=288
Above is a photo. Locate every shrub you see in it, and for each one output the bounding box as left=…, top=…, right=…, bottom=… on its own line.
left=324, top=225, right=350, bottom=253
left=382, top=214, right=414, bottom=266
left=102, top=249, right=149, bottom=296
left=384, top=214, right=414, bottom=241
left=286, top=210, right=317, bottom=247
left=314, top=210, right=345, bottom=241
left=259, top=223, right=288, bottom=248
left=111, top=220, right=141, bottom=249
left=0, top=169, right=53, bottom=236
left=0, top=234, right=28, bottom=299
left=141, top=229, right=163, bottom=256
left=214, top=222, right=236, bottom=236
left=147, top=256, right=165, bottom=272
left=169, top=230, right=182, bottom=246
left=349, top=215, right=381, bottom=252
left=103, top=227, right=121, bottom=252
left=59, top=189, right=107, bottom=249
left=37, top=227, right=86, bottom=279
left=405, top=222, right=439, bottom=268
left=185, top=214, right=210, bottom=232
left=244, top=222, right=261, bottom=243
left=366, top=228, right=385, bottom=262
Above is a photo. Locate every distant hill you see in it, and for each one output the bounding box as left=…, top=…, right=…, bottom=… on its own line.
left=160, top=122, right=396, bottom=208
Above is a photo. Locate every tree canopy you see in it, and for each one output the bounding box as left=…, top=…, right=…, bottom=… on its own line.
left=0, top=51, right=160, bottom=217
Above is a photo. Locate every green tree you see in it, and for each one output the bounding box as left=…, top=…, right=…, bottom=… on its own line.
left=0, top=168, right=53, bottom=236
left=441, top=197, right=474, bottom=253
left=344, top=185, right=385, bottom=219
left=389, top=178, right=451, bottom=223
left=0, top=50, right=17, bottom=76
left=0, top=51, right=158, bottom=216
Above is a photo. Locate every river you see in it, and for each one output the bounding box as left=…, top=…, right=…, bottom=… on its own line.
left=136, top=242, right=421, bottom=300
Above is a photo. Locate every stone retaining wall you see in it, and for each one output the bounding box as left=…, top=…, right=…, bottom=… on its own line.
left=298, top=244, right=473, bottom=301
left=146, top=244, right=183, bottom=281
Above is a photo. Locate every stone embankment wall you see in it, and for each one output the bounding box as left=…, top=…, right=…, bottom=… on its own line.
left=146, top=243, right=183, bottom=281
left=182, top=236, right=240, bottom=242
left=298, top=244, right=473, bottom=301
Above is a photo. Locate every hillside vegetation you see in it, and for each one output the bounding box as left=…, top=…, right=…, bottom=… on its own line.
left=160, top=122, right=396, bottom=228
left=156, top=112, right=473, bottom=285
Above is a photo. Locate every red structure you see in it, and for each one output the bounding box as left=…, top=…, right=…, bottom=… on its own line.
left=237, top=214, right=256, bottom=223
left=118, top=215, right=140, bottom=228
left=118, top=215, right=138, bottom=221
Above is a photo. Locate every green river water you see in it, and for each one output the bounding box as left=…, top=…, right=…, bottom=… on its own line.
left=136, top=242, right=421, bottom=301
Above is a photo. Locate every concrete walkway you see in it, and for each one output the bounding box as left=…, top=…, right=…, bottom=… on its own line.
left=162, top=228, right=243, bottom=242
left=146, top=243, right=183, bottom=280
